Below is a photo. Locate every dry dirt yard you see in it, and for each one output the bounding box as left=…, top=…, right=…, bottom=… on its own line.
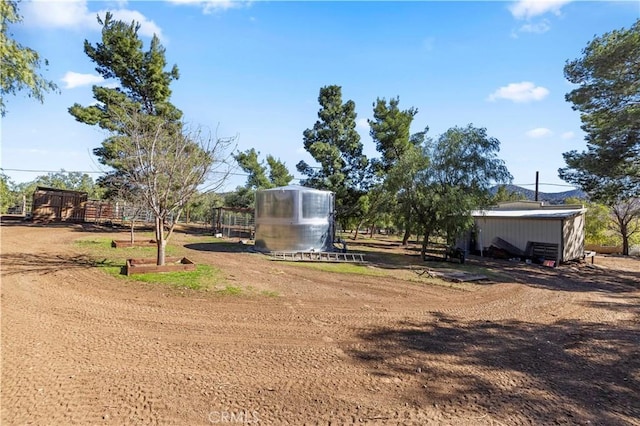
left=1, top=222, right=639, bottom=425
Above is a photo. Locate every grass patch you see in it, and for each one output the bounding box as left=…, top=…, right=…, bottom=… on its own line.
left=75, top=237, right=178, bottom=260
left=282, top=261, right=388, bottom=277
left=128, top=264, right=218, bottom=290
left=260, top=290, right=279, bottom=297
left=74, top=237, right=221, bottom=290
left=216, top=285, right=243, bottom=295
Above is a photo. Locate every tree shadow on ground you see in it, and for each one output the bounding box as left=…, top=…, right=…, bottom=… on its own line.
left=348, top=312, right=640, bottom=425
left=347, top=237, right=640, bottom=294
left=0, top=252, right=119, bottom=276
left=581, top=295, right=640, bottom=316
left=184, top=241, right=253, bottom=253
left=467, top=256, right=640, bottom=294
left=7, top=221, right=130, bottom=234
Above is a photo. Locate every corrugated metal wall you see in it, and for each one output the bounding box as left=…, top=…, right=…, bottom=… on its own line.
left=562, top=214, right=585, bottom=262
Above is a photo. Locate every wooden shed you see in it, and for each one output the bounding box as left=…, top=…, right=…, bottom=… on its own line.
left=468, top=201, right=587, bottom=265
left=32, top=187, right=88, bottom=222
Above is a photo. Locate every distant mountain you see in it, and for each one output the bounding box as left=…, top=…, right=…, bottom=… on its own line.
left=491, top=184, right=587, bottom=205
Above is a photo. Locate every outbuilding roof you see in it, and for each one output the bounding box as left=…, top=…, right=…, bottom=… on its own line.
left=472, top=207, right=587, bottom=219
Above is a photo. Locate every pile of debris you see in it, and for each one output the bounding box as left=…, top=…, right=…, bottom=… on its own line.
left=486, top=237, right=559, bottom=267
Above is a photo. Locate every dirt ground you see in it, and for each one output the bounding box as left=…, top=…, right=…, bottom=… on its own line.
left=1, top=222, right=639, bottom=425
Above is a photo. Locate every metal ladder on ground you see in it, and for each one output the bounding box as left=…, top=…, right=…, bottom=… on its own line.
left=269, top=251, right=365, bottom=263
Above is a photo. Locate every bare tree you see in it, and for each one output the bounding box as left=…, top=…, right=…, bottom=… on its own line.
left=609, top=199, right=640, bottom=256
left=113, top=109, right=234, bottom=265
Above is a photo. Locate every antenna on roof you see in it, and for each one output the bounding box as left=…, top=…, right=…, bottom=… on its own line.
left=535, top=171, right=539, bottom=202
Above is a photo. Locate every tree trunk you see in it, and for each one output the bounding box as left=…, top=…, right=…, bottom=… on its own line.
left=402, top=228, right=411, bottom=246
left=156, top=217, right=166, bottom=266
left=353, top=219, right=366, bottom=240
left=622, top=224, right=630, bottom=256
left=130, top=219, right=135, bottom=244
left=421, top=231, right=429, bottom=260
left=401, top=209, right=412, bottom=245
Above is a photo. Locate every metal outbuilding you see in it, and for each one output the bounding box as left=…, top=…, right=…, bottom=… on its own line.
left=469, top=201, right=587, bottom=265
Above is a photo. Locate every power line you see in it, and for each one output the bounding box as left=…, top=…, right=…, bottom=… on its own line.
left=1, top=167, right=248, bottom=177
left=513, top=182, right=578, bottom=188
left=1, top=168, right=576, bottom=188
left=0, top=167, right=304, bottom=181
left=1, top=168, right=105, bottom=174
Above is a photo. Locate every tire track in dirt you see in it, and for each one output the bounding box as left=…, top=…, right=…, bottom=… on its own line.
left=2, top=224, right=639, bottom=425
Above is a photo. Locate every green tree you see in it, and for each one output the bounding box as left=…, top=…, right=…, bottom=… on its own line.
left=297, top=85, right=370, bottom=230
left=565, top=196, right=617, bottom=247
left=33, top=170, right=104, bottom=199
left=413, top=125, right=512, bottom=258
left=0, top=173, right=17, bottom=214
left=610, top=198, right=640, bottom=255
left=559, top=19, right=640, bottom=203
left=184, top=192, right=223, bottom=224
left=69, top=13, right=232, bottom=265
left=491, top=185, right=524, bottom=204
left=228, top=148, right=293, bottom=208
left=224, top=186, right=254, bottom=209
left=0, top=0, right=58, bottom=115
left=236, top=149, right=293, bottom=190
left=69, top=12, right=181, bottom=137
left=369, top=97, right=419, bottom=173
left=235, top=149, right=270, bottom=190
left=266, top=155, right=294, bottom=187
left=368, top=96, right=425, bottom=244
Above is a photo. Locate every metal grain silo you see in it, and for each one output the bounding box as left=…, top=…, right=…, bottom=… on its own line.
left=254, top=185, right=334, bottom=252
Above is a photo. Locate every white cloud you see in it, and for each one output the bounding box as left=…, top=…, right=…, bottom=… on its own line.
left=561, top=131, right=575, bottom=140
left=518, top=19, right=551, bottom=34
left=168, top=0, right=251, bottom=14
left=356, top=118, right=370, bottom=131
left=22, top=0, right=95, bottom=29
left=509, top=0, right=572, bottom=20
left=487, top=81, right=550, bottom=103
left=526, top=127, right=552, bottom=138
left=107, top=9, right=163, bottom=38
left=61, top=71, right=104, bottom=89
left=22, top=1, right=163, bottom=40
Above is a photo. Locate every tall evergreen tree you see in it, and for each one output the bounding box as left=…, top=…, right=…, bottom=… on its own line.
left=227, top=148, right=293, bottom=208
left=69, top=13, right=231, bottom=265
left=369, top=97, right=425, bottom=243
left=559, top=19, right=640, bottom=203
left=369, top=97, right=419, bottom=173
left=297, top=85, right=369, bottom=229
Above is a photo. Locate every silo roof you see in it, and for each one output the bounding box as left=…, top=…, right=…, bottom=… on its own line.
left=259, top=185, right=332, bottom=193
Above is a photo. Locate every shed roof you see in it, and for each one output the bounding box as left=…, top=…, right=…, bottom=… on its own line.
left=472, top=208, right=586, bottom=219
left=35, top=186, right=88, bottom=195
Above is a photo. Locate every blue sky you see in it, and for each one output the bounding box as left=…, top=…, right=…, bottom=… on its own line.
left=1, top=0, right=638, bottom=193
